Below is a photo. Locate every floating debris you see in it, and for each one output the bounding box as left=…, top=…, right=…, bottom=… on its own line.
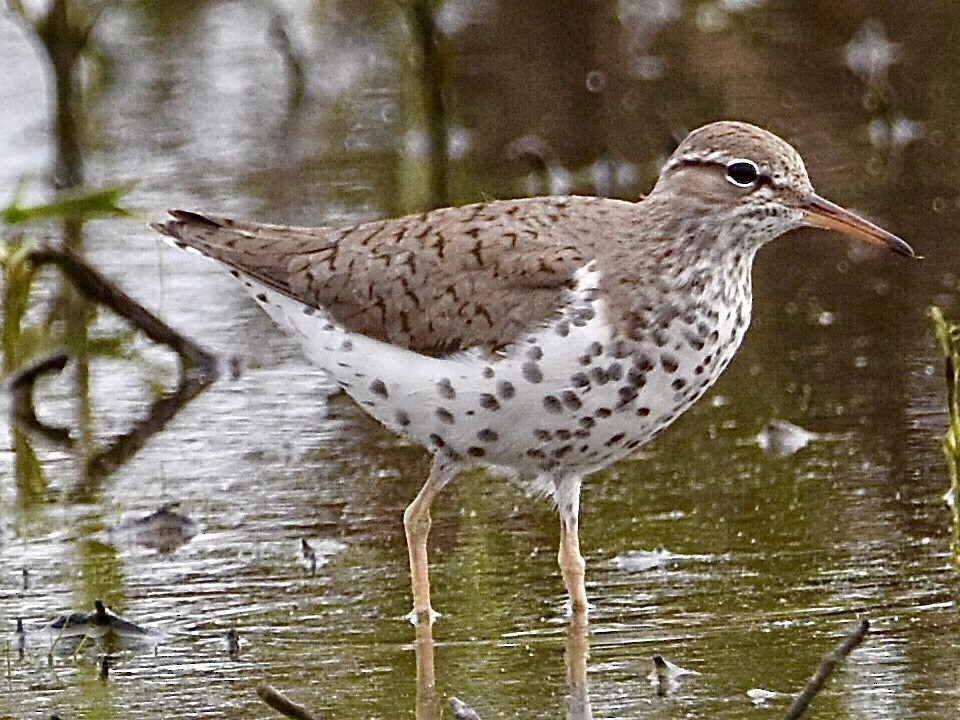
left=449, top=697, right=482, bottom=720
left=104, top=502, right=200, bottom=552
left=46, top=600, right=160, bottom=654
left=747, top=687, right=782, bottom=705
left=649, top=655, right=699, bottom=695
left=296, top=537, right=346, bottom=573
left=754, top=419, right=818, bottom=457
left=226, top=628, right=241, bottom=660
left=301, top=538, right=317, bottom=574
left=611, top=546, right=719, bottom=572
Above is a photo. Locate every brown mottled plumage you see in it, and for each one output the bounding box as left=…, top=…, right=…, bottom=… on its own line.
left=155, top=121, right=914, bottom=624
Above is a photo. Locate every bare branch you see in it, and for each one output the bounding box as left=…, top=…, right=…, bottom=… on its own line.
left=781, top=619, right=870, bottom=720
left=257, top=683, right=320, bottom=720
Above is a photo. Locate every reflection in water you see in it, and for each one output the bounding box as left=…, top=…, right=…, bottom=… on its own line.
left=412, top=615, right=592, bottom=720
left=650, top=654, right=700, bottom=697
left=102, top=501, right=200, bottom=553
left=46, top=599, right=160, bottom=656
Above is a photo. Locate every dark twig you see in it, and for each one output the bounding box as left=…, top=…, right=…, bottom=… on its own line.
left=7, top=350, right=73, bottom=444
left=257, top=682, right=320, bottom=720
left=25, top=247, right=219, bottom=380
left=79, top=375, right=212, bottom=483
left=781, top=619, right=870, bottom=720
left=268, top=10, right=305, bottom=108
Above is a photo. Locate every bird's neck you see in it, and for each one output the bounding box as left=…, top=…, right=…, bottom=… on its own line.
left=598, top=200, right=759, bottom=345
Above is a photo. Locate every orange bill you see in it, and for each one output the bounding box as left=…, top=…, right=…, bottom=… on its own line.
left=799, top=194, right=917, bottom=258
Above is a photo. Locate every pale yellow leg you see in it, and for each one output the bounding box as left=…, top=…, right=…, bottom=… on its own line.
left=403, top=457, right=458, bottom=625
left=556, top=475, right=588, bottom=615
left=559, top=516, right=588, bottom=614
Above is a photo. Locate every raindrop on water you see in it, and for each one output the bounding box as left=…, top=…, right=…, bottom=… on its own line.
left=585, top=70, right=607, bottom=93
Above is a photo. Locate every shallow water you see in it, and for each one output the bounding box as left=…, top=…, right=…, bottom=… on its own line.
left=2, top=2, right=960, bottom=718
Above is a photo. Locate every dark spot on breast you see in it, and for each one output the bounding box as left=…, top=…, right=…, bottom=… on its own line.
left=561, top=390, right=582, bottom=410
left=526, top=447, right=546, bottom=459
left=230, top=270, right=240, bottom=278
left=672, top=378, right=687, bottom=391
left=477, top=428, right=498, bottom=442
left=609, top=340, right=631, bottom=359
left=467, top=446, right=486, bottom=457
left=498, top=380, right=516, bottom=399
left=595, top=407, right=612, bottom=419
left=256, top=293, right=267, bottom=303
left=395, top=410, right=410, bottom=427
left=625, top=439, right=643, bottom=449
left=590, top=367, right=610, bottom=385
left=684, top=331, right=705, bottom=351
left=579, top=416, right=595, bottom=429
left=482, top=366, right=495, bottom=379
left=370, top=380, right=388, bottom=398
left=527, top=345, right=543, bottom=361
left=522, top=362, right=543, bottom=384
left=437, top=378, right=456, bottom=399
left=555, top=319, right=570, bottom=337
left=588, top=341, right=603, bottom=357
left=570, top=372, right=590, bottom=388
left=606, top=362, right=623, bottom=381
left=479, top=393, right=500, bottom=410
left=436, top=407, right=455, bottom=424
left=552, top=444, right=573, bottom=458
left=634, top=353, right=654, bottom=372
left=627, top=366, right=647, bottom=387
left=340, top=339, right=353, bottom=352
left=430, top=433, right=445, bottom=448
left=616, top=386, right=638, bottom=408
left=302, top=307, right=317, bottom=316
left=555, top=429, right=571, bottom=440
left=661, top=353, right=679, bottom=373
left=533, top=429, right=552, bottom=441
left=605, top=432, right=626, bottom=447
left=570, top=307, right=594, bottom=327
left=543, top=395, right=563, bottom=414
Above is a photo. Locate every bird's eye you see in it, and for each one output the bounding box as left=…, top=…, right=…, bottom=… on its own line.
left=725, top=159, right=760, bottom=188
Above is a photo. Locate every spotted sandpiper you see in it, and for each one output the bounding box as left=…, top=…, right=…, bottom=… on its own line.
left=154, top=121, right=915, bottom=624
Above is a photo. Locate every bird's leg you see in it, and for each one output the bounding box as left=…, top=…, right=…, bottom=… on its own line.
left=403, top=455, right=459, bottom=625
left=556, top=476, right=588, bottom=616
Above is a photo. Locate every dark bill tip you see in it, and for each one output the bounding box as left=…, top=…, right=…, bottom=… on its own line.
left=799, top=194, right=917, bottom=259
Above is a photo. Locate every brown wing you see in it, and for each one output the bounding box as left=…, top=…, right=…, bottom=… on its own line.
left=154, top=196, right=626, bottom=355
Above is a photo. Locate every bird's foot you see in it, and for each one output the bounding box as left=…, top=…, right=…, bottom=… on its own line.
left=405, top=607, right=441, bottom=626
